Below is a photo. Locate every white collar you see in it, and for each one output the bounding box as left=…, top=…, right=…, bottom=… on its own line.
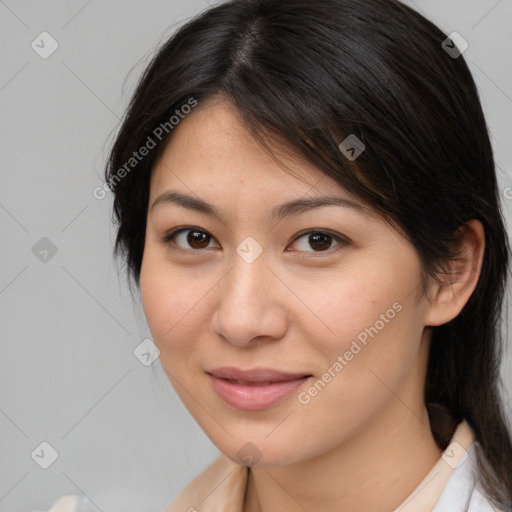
left=165, top=420, right=502, bottom=511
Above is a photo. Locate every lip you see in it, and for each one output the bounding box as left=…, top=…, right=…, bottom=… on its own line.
left=207, top=367, right=312, bottom=411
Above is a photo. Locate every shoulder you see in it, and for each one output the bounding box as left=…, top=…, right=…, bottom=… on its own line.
left=164, top=453, right=248, bottom=512
left=432, top=441, right=508, bottom=512
left=467, top=487, right=508, bottom=512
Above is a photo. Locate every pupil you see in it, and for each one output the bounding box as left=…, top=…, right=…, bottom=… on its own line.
left=310, top=233, right=331, bottom=251
left=188, top=230, right=209, bottom=248
left=184, top=231, right=332, bottom=251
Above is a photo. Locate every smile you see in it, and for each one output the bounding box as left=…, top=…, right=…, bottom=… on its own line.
left=206, top=367, right=312, bottom=411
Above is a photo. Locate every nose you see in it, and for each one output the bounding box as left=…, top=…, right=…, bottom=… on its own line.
left=210, top=252, right=288, bottom=347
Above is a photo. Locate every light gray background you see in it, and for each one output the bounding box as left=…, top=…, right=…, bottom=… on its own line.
left=1, top=1, right=511, bottom=511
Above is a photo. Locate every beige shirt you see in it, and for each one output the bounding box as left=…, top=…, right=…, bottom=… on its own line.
left=165, top=420, right=478, bottom=512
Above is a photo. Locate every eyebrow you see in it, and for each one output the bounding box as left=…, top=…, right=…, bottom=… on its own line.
left=151, top=190, right=367, bottom=222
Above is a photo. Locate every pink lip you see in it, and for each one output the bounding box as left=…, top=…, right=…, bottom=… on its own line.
left=207, top=367, right=312, bottom=411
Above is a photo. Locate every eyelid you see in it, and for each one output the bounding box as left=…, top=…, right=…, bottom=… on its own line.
left=161, top=226, right=349, bottom=254
left=290, top=228, right=349, bottom=245
left=160, top=226, right=220, bottom=252
left=288, top=229, right=349, bottom=256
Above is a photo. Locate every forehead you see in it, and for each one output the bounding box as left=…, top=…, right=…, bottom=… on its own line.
left=149, top=97, right=353, bottom=202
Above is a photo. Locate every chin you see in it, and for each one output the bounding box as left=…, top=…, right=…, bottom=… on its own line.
left=205, top=431, right=314, bottom=468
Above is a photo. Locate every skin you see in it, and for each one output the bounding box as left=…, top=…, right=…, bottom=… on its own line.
left=139, top=96, right=485, bottom=511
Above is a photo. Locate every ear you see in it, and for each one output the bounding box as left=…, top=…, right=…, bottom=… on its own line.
left=424, top=219, right=485, bottom=327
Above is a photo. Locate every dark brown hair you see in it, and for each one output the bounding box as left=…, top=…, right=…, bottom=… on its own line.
left=105, top=0, right=512, bottom=508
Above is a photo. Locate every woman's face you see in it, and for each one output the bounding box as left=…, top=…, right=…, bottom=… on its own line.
left=140, top=97, right=434, bottom=466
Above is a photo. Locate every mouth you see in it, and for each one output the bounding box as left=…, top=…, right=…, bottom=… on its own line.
left=206, top=367, right=312, bottom=411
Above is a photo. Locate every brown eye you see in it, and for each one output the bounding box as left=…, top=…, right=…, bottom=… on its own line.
left=290, top=230, right=347, bottom=253
left=163, top=227, right=218, bottom=251
left=187, top=230, right=210, bottom=249
left=308, top=233, right=332, bottom=251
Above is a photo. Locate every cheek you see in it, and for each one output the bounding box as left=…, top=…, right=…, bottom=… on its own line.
left=298, top=255, right=426, bottom=398
left=292, top=299, right=424, bottom=451
left=139, top=250, right=208, bottom=359
left=299, top=262, right=412, bottom=351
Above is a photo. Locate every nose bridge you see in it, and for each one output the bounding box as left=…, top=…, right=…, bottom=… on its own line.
left=224, top=250, right=269, bottom=317
left=211, top=247, right=286, bottom=345
left=226, top=233, right=270, bottom=303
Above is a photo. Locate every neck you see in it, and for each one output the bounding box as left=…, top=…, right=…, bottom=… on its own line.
left=244, top=330, right=443, bottom=512
left=245, top=403, right=442, bottom=512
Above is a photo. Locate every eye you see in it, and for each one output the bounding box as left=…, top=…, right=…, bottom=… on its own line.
left=288, top=230, right=347, bottom=254
left=162, top=226, right=219, bottom=252
left=161, top=227, right=348, bottom=255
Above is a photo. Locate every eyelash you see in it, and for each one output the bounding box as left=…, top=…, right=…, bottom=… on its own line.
left=160, top=226, right=349, bottom=256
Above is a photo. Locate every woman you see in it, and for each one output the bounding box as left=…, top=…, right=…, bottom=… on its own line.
left=104, top=0, right=512, bottom=510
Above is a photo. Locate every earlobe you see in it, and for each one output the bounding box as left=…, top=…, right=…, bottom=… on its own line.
left=424, top=219, right=485, bottom=327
